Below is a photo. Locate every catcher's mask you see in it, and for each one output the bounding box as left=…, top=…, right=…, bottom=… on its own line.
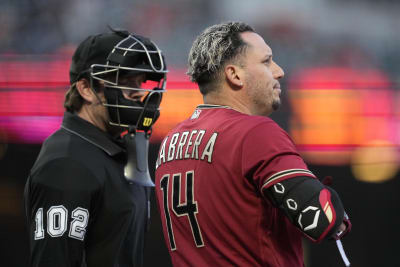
left=70, top=28, right=167, bottom=131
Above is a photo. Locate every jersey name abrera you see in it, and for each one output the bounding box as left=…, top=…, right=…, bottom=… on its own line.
left=156, top=129, right=218, bottom=169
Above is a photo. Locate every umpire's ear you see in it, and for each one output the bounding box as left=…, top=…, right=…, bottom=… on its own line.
left=76, top=78, right=98, bottom=104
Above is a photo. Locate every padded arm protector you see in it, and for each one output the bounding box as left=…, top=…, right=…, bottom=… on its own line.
left=263, top=176, right=345, bottom=243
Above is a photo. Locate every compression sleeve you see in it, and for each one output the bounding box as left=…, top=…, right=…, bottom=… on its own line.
left=24, top=157, right=102, bottom=267
left=262, top=176, right=345, bottom=243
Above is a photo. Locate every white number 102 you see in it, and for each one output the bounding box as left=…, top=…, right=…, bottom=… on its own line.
left=34, top=205, right=89, bottom=241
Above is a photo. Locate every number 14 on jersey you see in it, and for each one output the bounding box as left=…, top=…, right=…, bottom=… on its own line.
left=159, top=171, right=204, bottom=251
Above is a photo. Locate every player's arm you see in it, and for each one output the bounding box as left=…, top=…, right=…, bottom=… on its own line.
left=24, top=158, right=101, bottom=267
left=241, top=121, right=350, bottom=242
left=261, top=176, right=351, bottom=242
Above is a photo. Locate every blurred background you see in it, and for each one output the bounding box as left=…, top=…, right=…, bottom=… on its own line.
left=1, top=0, right=399, bottom=266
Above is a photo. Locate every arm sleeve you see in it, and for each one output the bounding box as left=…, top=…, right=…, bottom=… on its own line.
left=24, top=157, right=102, bottom=267
left=262, top=176, right=345, bottom=242
left=241, top=120, right=316, bottom=191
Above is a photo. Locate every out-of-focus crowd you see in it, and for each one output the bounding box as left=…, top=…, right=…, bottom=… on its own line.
left=0, top=0, right=399, bottom=81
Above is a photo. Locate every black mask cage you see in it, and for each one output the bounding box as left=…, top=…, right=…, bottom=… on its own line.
left=89, top=33, right=167, bottom=129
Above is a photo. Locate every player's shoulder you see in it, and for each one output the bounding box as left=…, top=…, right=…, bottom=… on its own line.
left=237, top=114, right=294, bottom=148
left=231, top=112, right=285, bottom=134
left=164, top=107, right=285, bottom=138
left=244, top=113, right=278, bottom=126
left=163, top=116, right=193, bottom=137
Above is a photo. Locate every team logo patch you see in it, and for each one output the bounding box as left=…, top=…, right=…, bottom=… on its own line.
left=190, top=109, right=202, bottom=119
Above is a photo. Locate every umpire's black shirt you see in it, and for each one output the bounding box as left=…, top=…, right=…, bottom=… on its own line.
left=24, top=111, right=148, bottom=267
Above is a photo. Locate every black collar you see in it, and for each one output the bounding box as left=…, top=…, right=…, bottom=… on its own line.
left=61, top=112, right=124, bottom=156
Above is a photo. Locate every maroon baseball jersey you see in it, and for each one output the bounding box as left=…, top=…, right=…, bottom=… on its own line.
left=155, top=104, right=316, bottom=267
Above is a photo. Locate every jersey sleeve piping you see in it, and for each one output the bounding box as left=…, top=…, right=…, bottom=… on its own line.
left=260, top=169, right=317, bottom=194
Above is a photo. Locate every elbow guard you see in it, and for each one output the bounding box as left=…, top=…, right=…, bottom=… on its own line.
left=262, top=176, right=344, bottom=243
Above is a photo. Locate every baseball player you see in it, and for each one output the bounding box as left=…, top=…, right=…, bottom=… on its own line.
left=154, top=22, right=350, bottom=267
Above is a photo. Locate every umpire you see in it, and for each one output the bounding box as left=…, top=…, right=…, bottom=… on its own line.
left=23, top=28, right=167, bottom=267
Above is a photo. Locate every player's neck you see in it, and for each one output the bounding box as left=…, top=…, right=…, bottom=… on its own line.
left=203, top=89, right=252, bottom=115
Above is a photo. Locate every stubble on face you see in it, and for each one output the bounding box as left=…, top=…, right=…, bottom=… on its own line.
left=89, top=91, right=124, bottom=136
left=240, top=32, right=283, bottom=116
left=271, top=90, right=281, bottom=111
left=245, top=72, right=280, bottom=116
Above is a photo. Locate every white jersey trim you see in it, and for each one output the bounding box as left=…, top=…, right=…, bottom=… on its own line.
left=196, top=104, right=232, bottom=110
left=261, top=169, right=316, bottom=190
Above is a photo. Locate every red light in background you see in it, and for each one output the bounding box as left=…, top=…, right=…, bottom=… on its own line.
left=288, top=67, right=398, bottom=166
left=0, top=55, right=200, bottom=143
left=1, top=57, right=399, bottom=177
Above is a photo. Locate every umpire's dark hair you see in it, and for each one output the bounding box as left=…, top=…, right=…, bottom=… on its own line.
left=187, top=21, right=254, bottom=95
left=64, top=83, right=83, bottom=112
left=64, top=77, right=102, bottom=112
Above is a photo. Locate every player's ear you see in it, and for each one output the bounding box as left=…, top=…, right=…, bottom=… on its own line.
left=224, top=64, right=244, bottom=90
left=76, top=79, right=97, bottom=103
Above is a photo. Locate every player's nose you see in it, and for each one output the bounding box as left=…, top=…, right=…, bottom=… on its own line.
left=272, top=61, right=284, bottom=80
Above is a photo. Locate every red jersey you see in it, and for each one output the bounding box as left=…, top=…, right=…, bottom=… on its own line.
left=155, top=104, right=316, bottom=267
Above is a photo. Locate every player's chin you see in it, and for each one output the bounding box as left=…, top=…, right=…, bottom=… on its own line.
left=272, top=98, right=281, bottom=111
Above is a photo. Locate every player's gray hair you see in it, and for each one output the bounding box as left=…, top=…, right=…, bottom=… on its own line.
left=187, top=21, right=254, bottom=95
